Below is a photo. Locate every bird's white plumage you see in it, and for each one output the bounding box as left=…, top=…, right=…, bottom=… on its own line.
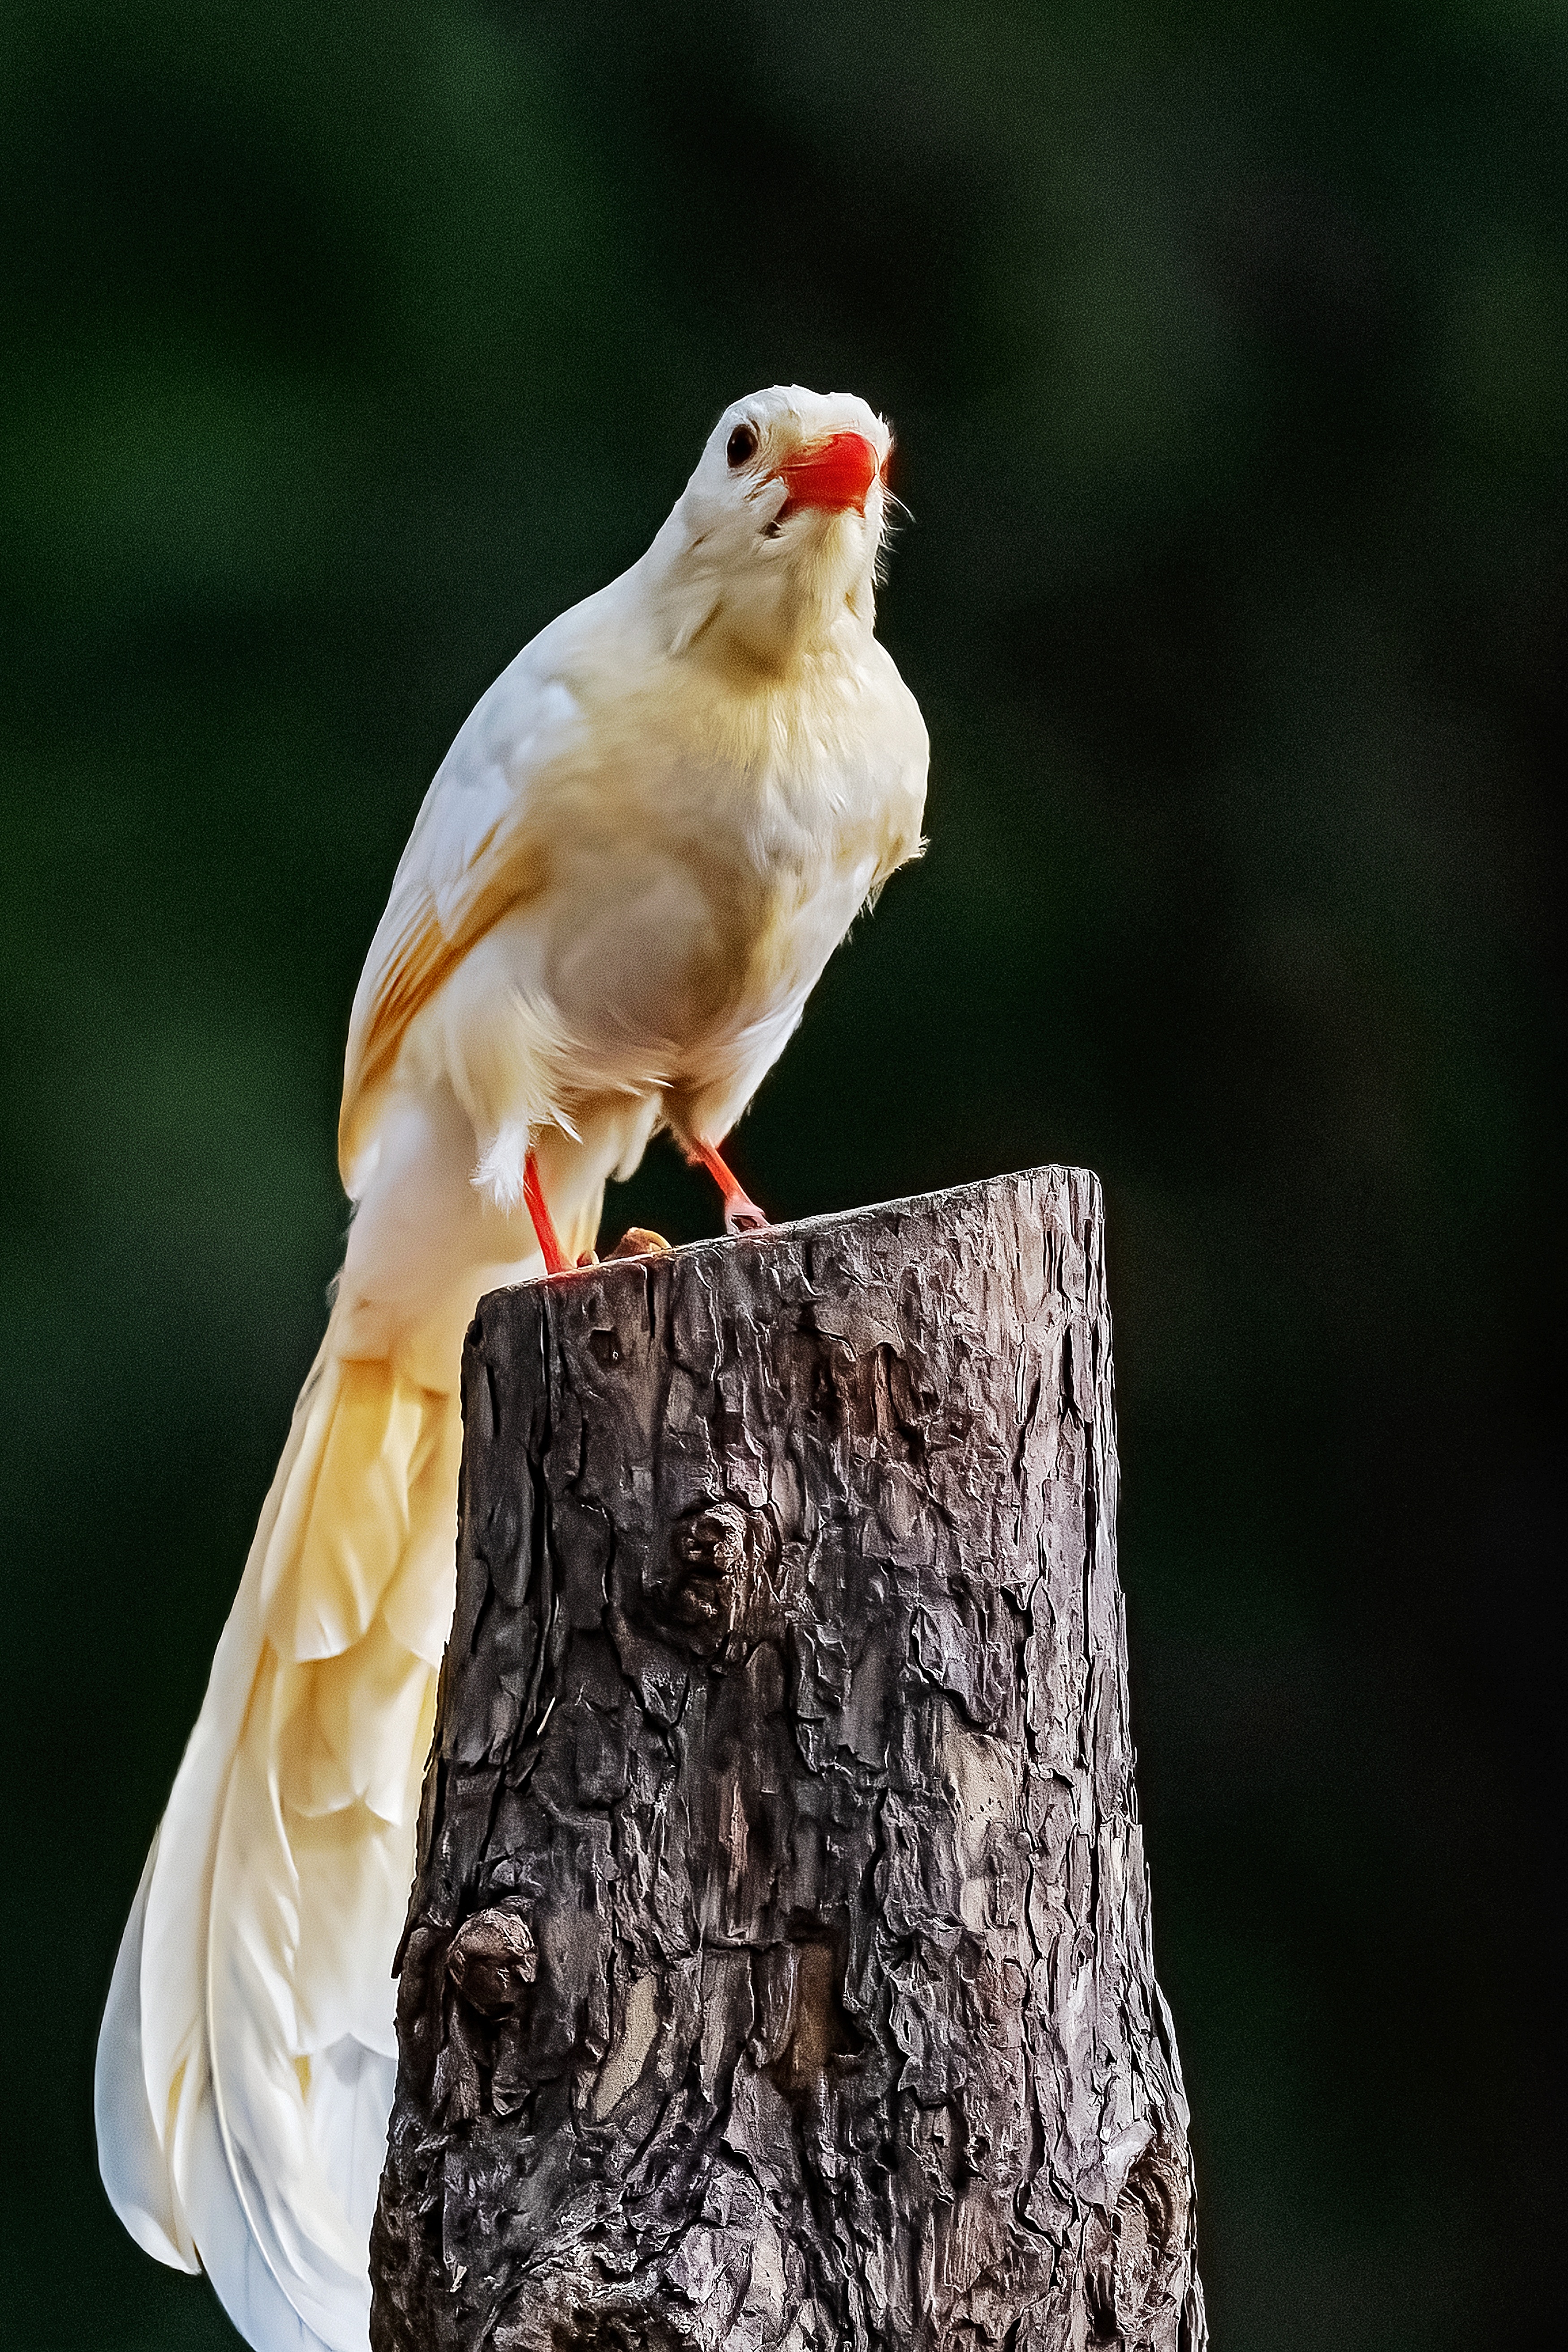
left=97, top=386, right=928, bottom=2350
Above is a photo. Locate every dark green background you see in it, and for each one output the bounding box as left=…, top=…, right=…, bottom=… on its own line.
left=1, top=3, right=1560, bottom=2345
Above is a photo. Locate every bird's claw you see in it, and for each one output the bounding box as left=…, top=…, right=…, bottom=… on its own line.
left=688, top=1139, right=769, bottom=1239
left=606, top=1227, right=672, bottom=1261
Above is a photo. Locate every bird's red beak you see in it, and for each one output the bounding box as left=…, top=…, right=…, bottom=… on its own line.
left=775, top=431, right=881, bottom=520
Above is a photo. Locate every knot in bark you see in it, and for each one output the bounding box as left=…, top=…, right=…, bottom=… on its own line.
left=447, top=1906, right=537, bottom=2020
left=431, top=1905, right=539, bottom=2127
left=1085, top=2137, right=1193, bottom=2351
left=662, top=1500, right=790, bottom=1658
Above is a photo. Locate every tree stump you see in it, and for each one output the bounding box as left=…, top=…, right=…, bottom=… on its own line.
left=371, top=1168, right=1206, bottom=2352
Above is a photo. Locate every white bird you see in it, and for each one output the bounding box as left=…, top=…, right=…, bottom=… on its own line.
left=95, top=384, right=928, bottom=2351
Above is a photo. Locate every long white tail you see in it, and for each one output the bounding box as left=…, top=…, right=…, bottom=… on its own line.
left=96, top=1064, right=631, bottom=2345
left=96, top=1318, right=465, bottom=2350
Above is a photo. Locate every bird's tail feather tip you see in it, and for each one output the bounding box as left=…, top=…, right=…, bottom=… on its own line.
left=95, top=1842, right=201, bottom=2274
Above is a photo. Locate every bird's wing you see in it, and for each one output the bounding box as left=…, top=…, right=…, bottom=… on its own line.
left=338, top=661, right=585, bottom=1190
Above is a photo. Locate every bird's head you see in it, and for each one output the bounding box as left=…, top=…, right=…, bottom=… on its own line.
left=649, top=386, right=895, bottom=674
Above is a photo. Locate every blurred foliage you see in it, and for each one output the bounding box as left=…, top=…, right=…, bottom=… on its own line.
left=0, top=2, right=1561, bottom=2345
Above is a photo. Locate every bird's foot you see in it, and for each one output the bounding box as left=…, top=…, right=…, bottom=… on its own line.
left=690, top=1141, right=770, bottom=1236
left=560, top=1229, right=673, bottom=1272
left=606, top=1227, right=672, bottom=1261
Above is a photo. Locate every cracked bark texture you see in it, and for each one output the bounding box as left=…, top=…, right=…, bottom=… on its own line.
left=370, top=1168, right=1206, bottom=2352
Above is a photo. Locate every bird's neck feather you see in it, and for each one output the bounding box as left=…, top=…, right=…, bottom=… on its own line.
left=640, top=514, right=877, bottom=678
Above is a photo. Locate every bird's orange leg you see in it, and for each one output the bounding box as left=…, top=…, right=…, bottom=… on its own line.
left=690, top=1140, right=770, bottom=1236
left=523, top=1149, right=570, bottom=1275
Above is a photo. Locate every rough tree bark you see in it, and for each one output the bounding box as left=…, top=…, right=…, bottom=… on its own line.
left=371, top=1167, right=1206, bottom=2352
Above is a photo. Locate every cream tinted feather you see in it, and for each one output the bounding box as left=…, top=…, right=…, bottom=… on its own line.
left=338, top=666, right=586, bottom=1193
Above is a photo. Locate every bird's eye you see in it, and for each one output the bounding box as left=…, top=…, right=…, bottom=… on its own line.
left=726, top=422, right=759, bottom=468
